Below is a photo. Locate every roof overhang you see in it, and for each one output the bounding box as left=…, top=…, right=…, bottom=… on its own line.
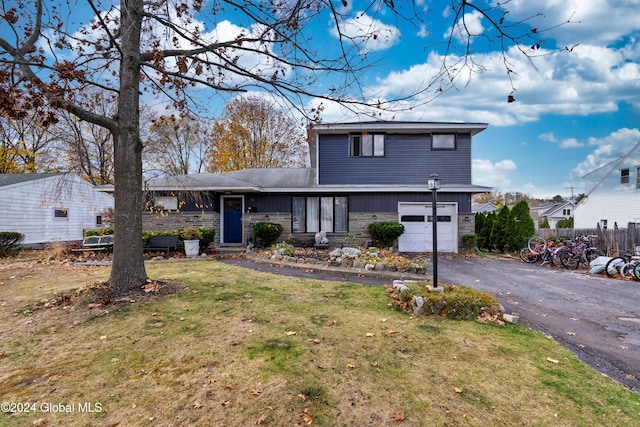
left=309, top=121, right=488, bottom=136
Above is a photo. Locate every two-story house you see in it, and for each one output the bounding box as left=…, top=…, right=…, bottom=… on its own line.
left=142, top=121, right=491, bottom=252
left=574, top=141, right=640, bottom=229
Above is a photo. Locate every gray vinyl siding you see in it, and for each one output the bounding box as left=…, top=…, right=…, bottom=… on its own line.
left=318, top=133, right=472, bottom=185
left=349, top=193, right=472, bottom=213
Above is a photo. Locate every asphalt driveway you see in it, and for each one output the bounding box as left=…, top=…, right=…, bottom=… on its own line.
left=221, top=254, right=640, bottom=393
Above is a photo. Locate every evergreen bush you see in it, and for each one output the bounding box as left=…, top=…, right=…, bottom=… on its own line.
left=253, top=222, right=283, bottom=248
left=367, top=222, right=404, bottom=248
left=0, top=231, right=25, bottom=256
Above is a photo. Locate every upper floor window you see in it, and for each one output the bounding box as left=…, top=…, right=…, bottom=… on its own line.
left=350, top=133, right=384, bottom=157
left=563, top=209, right=571, bottom=216
left=432, top=134, right=456, bottom=150
left=621, top=168, right=630, bottom=184
left=636, top=167, right=640, bottom=189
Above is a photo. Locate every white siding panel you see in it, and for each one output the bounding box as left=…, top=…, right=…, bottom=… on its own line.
left=574, top=192, right=640, bottom=228
left=0, top=175, right=114, bottom=245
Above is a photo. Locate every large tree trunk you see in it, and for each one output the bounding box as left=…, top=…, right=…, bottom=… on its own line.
left=109, top=0, right=147, bottom=293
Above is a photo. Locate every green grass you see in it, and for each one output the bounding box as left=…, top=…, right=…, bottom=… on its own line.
left=0, top=257, right=638, bottom=426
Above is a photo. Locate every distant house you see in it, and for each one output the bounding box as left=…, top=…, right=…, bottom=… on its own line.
left=0, top=173, right=114, bottom=246
left=472, top=202, right=498, bottom=213
left=530, top=201, right=575, bottom=229
left=574, top=142, right=640, bottom=229
left=143, top=121, right=491, bottom=252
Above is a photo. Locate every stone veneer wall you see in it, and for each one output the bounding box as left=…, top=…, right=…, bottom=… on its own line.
left=141, top=210, right=475, bottom=252
left=457, top=212, right=475, bottom=252
left=142, top=211, right=220, bottom=245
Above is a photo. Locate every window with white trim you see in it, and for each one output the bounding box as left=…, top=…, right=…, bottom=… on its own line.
left=621, top=168, right=630, bottom=184
left=432, top=134, right=456, bottom=150
left=53, top=208, right=68, bottom=220
left=349, top=133, right=384, bottom=157
left=292, top=196, right=348, bottom=233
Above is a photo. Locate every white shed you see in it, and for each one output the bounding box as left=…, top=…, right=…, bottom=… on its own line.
left=0, top=173, right=114, bottom=246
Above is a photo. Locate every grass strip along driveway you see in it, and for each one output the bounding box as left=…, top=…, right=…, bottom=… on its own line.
left=1, top=256, right=639, bottom=426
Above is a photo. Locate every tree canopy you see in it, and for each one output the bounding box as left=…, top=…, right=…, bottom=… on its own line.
left=0, top=0, right=563, bottom=295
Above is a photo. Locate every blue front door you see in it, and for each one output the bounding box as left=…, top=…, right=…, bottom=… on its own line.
left=223, top=197, right=243, bottom=244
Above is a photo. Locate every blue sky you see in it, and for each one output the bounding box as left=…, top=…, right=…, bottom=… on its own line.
left=286, top=1, right=640, bottom=199
left=6, top=1, right=639, bottom=199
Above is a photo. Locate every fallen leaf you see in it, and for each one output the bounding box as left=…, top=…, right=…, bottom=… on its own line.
left=48, top=374, right=63, bottom=382
left=300, top=408, right=313, bottom=424
left=32, top=418, right=47, bottom=427
left=251, top=388, right=263, bottom=395
left=285, top=331, right=297, bottom=336
left=225, top=383, right=236, bottom=389
left=566, top=331, right=576, bottom=336
left=346, top=363, right=355, bottom=369
left=453, top=387, right=463, bottom=393
left=365, top=333, right=375, bottom=337
left=547, top=357, right=559, bottom=364
left=389, top=411, right=405, bottom=421
left=255, top=413, right=267, bottom=425
left=193, top=400, right=203, bottom=409
left=298, top=394, right=308, bottom=402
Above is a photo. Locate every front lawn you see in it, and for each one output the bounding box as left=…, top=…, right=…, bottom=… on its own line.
left=1, top=255, right=638, bottom=426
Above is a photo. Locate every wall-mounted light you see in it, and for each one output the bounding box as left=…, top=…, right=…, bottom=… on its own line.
left=372, top=214, right=377, bottom=220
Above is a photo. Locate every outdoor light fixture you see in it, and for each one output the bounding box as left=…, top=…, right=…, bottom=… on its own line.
left=428, top=174, right=440, bottom=289
left=427, top=174, right=441, bottom=191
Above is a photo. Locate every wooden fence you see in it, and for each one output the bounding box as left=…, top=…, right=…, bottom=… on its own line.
left=534, top=222, right=640, bottom=256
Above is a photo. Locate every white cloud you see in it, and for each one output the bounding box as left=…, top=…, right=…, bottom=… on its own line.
left=570, top=128, right=640, bottom=179
left=331, top=12, right=400, bottom=54
left=507, top=0, right=640, bottom=46
left=472, top=158, right=517, bottom=188
left=445, top=10, right=485, bottom=44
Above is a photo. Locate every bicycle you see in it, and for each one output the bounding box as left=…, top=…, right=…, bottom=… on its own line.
left=559, top=235, right=604, bottom=270
left=605, top=246, right=640, bottom=279
left=519, top=237, right=563, bottom=266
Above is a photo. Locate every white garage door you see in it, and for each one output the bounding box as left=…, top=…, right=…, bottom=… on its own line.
left=398, top=202, right=457, bottom=253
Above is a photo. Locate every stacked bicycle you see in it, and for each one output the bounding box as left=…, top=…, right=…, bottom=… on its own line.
left=556, top=235, right=604, bottom=269
left=604, top=246, right=640, bottom=280
left=519, top=235, right=604, bottom=269
left=519, top=236, right=564, bottom=266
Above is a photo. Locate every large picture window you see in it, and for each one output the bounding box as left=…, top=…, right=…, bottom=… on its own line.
left=292, top=196, right=348, bottom=233
left=350, top=133, right=384, bottom=157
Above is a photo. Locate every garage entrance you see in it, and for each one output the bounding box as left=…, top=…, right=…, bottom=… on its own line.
left=397, top=202, right=458, bottom=252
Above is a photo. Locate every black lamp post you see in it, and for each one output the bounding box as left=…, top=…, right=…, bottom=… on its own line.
left=428, top=174, right=441, bottom=289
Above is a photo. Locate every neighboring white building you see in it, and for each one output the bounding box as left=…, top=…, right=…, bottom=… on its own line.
left=530, top=201, right=575, bottom=229
left=574, top=142, right=640, bottom=229
left=0, top=173, right=114, bottom=245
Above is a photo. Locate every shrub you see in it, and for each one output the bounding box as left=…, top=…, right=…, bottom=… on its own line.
left=253, top=222, right=283, bottom=248
left=85, top=228, right=114, bottom=236
left=462, top=234, right=478, bottom=253
left=199, top=228, right=216, bottom=249
left=367, top=222, right=405, bottom=248
left=142, top=231, right=179, bottom=247
left=388, top=282, right=502, bottom=321
left=181, top=227, right=202, bottom=240
left=421, top=285, right=502, bottom=320
left=0, top=231, right=24, bottom=256
left=273, top=241, right=294, bottom=256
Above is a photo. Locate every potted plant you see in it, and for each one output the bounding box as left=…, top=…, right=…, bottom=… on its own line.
left=181, top=227, right=202, bottom=257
